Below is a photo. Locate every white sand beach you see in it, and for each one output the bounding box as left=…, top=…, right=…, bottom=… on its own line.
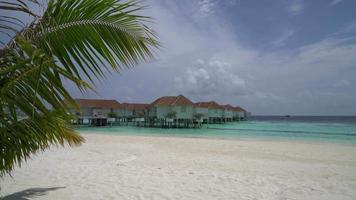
left=1, top=133, right=356, bottom=200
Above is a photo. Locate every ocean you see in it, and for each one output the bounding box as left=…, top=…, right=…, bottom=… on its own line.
left=78, top=116, right=356, bottom=145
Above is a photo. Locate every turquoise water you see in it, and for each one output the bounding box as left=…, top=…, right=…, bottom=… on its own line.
left=78, top=117, right=356, bottom=145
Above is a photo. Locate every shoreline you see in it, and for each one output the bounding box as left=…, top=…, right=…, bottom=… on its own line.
left=78, top=130, right=356, bottom=147
left=2, top=132, right=356, bottom=199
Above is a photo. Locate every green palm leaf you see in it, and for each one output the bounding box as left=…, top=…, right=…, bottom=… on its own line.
left=0, top=0, right=159, bottom=177
left=35, top=0, right=159, bottom=83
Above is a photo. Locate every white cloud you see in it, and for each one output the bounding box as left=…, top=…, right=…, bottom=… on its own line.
left=295, top=37, right=356, bottom=69
left=175, top=59, right=246, bottom=96
left=329, top=0, right=343, bottom=6
left=334, top=79, right=350, bottom=87
left=225, top=0, right=238, bottom=6
left=69, top=0, right=356, bottom=115
left=333, top=20, right=356, bottom=35
left=197, top=0, right=215, bottom=17
left=288, top=0, right=304, bottom=15
left=272, top=29, right=295, bottom=46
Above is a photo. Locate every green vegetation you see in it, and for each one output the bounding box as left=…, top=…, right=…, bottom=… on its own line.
left=166, top=111, right=177, bottom=119
left=0, top=0, right=158, bottom=177
left=107, top=111, right=118, bottom=118
left=136, top=112, right=145, bottom=118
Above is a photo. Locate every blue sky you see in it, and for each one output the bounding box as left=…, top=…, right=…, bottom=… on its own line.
left=3, top=0, right=356, bottom=115
left=71, top=0, right=356, bottom=115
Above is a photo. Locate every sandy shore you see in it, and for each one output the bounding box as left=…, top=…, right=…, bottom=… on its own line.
left=1, top=133, right=356, bottom=200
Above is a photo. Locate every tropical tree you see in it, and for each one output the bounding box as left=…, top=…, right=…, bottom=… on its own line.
left=0, top=0, right=158, bottom=177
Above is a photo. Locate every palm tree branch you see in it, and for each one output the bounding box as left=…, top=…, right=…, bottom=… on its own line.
left=0, top=0, right=159, bottom=178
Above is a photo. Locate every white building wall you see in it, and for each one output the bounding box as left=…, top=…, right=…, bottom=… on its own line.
left=114, top=108, right=133, bottom=117
left=195, top=107, right=209, bottom=119
left=80, top=107, right=92, bottom=117
left=76, top=107, right=113, bottom=118
left=124, top=109, right=133, bottom=117
left=224, top=110, right=233, bottom=118
left=238, top=111, right=245, bottom=118
left=92, top=108, right=111, bottom=117
left=156, top=106, right=172, bottom=119
left=148, top=107, right=156, bottom=117
left=172, top=106, right=194, bottom=119
left=153, top=105, right=195, bottom=119
left=217, top=109, right=224, bottom=118
left=232, top=111, right=239, bottom=118
left=114, top=108, right=125, bottom=117
left=208, top=108, right=224, bottom=118
left=208, top=108, right=217, bottom=118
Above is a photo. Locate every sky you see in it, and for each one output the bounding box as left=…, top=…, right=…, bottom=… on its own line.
left=3, top=0, right=356, bottom=115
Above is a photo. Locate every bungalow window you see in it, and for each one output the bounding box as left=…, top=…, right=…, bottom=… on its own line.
left=181, top=106, right=186, bottom=113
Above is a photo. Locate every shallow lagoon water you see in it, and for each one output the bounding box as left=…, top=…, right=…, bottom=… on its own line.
left=78, top=116, right=356, bottom=145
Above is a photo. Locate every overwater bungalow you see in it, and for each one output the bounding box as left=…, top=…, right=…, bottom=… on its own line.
left=71, top=97, right=249, bottom=127
left=212, top=102, right=225, bottom=123
left=149, top=95, right=197, bottom=128
left=223, top=104, right=234, bottom=122
left=195, top=101, right=224, bottom=124
left=194, top=102, right=210, bottom=123
left=120, top=103, right=150, bottom=125
left=233, top=106, right=247, bottom=121
left=73, top=99, right=121, bottom=126
left=114, top=103, right=130, bottom=122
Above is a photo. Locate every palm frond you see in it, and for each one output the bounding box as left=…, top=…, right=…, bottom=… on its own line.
left=0, top=0, right=39, bottom=17
left=34, top=0, right=159, bottom=83
left=0, top=37, right=86, bottom=176
left=0, top=0, right=40, bottom=49
left=0, top=110, right=83, bottom=177
left=0, top=0, right=159, bottom=177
